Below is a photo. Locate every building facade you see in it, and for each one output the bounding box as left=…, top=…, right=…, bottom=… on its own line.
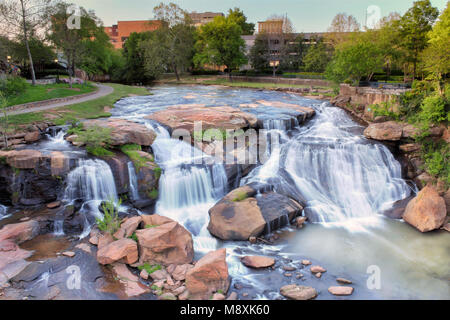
left=104, top=20, right=162, bottom=49
left=189, top=12, right=224, bottom=27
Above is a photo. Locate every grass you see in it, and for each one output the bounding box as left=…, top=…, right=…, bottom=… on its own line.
left=7, top=83, right=96, bottom=107
left=231, top=190, right=248, bottom=202
left=120, top=144, right=148, bottom=171
left=138, top=263, right=162, bottom=274
left=7, top=83, right=150, bottom=126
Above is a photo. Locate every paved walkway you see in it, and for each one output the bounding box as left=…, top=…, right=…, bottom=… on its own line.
left=4, top=83, right=114, bottom=116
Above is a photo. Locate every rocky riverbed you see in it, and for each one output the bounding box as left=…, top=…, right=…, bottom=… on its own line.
left=0, top=85, right=448, bottom=300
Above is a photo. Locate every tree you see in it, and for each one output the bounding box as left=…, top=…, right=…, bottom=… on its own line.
left=227, top=8, right=255, bottom=35
left=122, top=32, right=153, bottom=84
left=399, top=0, right=439, bottom=79
left=325, top=41, right=383, bottom=85
left=47, top=2, right=105, bottom=87
left=248, top=33, right=270, bottom=71
left=194, top=15, right=247, bottom=80
left=302, top=38, right=332, bottom=73
left=421, top=2, right=449, bottom=94
left=0, top=0, right=53, bottom=85
left=0, top=92, right=9, bottom=149
left=143, top=2, right=195, bottom=81
left=327, top=13, right=360, bottom=47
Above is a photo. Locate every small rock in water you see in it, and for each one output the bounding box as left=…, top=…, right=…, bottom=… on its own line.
left=75, top=243, right=92, bottom=254
left=295, top=216, right=307, bottom=228
left=284, top=273, right=292, bottom=277
left=242, top=292, right=249, bottom=297
left=19, top=217, right=30, bottom=222
left=328, top=286, right=354, bottom=296
left=241, top=256, right=275, bottom=269
left=249, top=236, right=257, bottom=244
left=282, top=265, right=296, bottom=271
left=337, top=278, right=352, bottom=285
left=296, top=273, right=304, bottom=279
left=62, top=251, right=75, bottom=258
left=441, top=223, right=450, bottom=232
left=315, top=272, right=322, bottom=278
left=46, top=201, right=61, bottom=209
left=234, top=283, right=243, bottom=290
left=310, top=265, right=326, bottom=274
left=280, top=284, right=317, bottom=300
left=89, top=236, right=99, bottom=246
left=301, top=260, right=312, bottom=266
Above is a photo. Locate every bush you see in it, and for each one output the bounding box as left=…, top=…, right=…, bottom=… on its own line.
left=96, top=199, right=122, bottom=235
left=0, top=76, right=28, bottom=97
left=418, top=94, right=449, bottom=124
left=75, top=125, right=113, bottom=156
left=370, top=101, right=400, bottom=120
left=421, top=142, right=449, bottom=186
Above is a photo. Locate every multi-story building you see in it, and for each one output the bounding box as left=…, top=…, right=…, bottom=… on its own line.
left=104, top=20, right=162, bottom=49
left=189, top=12, right=224, bottom=27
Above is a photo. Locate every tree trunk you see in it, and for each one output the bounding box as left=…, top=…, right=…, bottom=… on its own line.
left=174, top=64, right=180, bottom=82
left=20, top=0, right=36, bottom=86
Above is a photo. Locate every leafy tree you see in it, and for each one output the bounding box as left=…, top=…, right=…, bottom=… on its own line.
left=325, top=41, right=383, bottom=85
left=227, top=8, right=255, bottom=35
left=248, top=33, right=270, bottom=71
left=280, top=34, right=306, bottom=71
left=398, top=0, right=439, bottom=79
left=326, top=13, right=360, bottom=47
left=421, top=2, right=449, bottom=94
left=122, top=31, right=153, bottom=84
left=142, top=2, right=195, bottom=81
left=0, top=0, right=54, bottom=85
left=194, top=15, right=247, bottom=80
left=302, top=38, right=332, bottom=73
left=47, top=2, right=106, bottom=87
left=0, top=92, right=9, bottom=149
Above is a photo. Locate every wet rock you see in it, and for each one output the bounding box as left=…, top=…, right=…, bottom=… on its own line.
left=295, top=216, right=307, bottom=228
left=441, top=223, right=450, bottom=232
left=185, top=248, right=230, bottom=300
left=0, top=239, right=33, bottom=286
left=310, top=265, right=326, bottom=274
left=382, top=197, right=414, bottom=219
left=284, top=273, right=292, bottom=277
left=46, top=201, right=61, bottom=209
left=337, top=278, right=352, bottom=284
left=75, top=243, right=92, bottom=254
left=113, top=216, right=142, bottom=239
left=208, top=185, right=302, bottom=241
left=136, top=216, right=194, bottom=266
left=240, top=256, right=275, bottom=269
left=146, top=105, right=257, bottom=134
left=399, top=143, right=421, bottom=153
left=102, top=152, right=131, bottom=194
left=363, top=121, right=403, bottom=141
left=171, top=264, right=194, bottom=281
left=403, top=185, right=447, bottom=232
left=212, top=293, right=226, bottom=300
left=149, top=269, right=169, bottom=281
left=328, top=286, right=354, bottom=296
left=97, top=238, right=138, bottom=265
left=255, top=100, right=316, bottom=119
left=280, top=284, right=317, bottom=300
left=301, top=260, right=312, bottom=266
left=315, top=272, right=322, bottom=278
left=111, top=263, right=150, bottom=298
left=62, top=251, right=75, bottom=258
left=282, top=265, right=296, bottom=271
left=84, top=119, right=156, bottom=146
left=0, top=220, right=39, bottom=244
left=0, top=149, right=44, bottom=169
left=97, top=233, right=114, bottom=249
left=24, top=131, right=40, bottom=143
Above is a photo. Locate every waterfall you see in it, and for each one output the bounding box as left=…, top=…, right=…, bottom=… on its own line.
left=0, top=204, right=9, bottom=221
left=127, top=161, right=140, bottom=201
left=64, top=159, right=118, bottom=203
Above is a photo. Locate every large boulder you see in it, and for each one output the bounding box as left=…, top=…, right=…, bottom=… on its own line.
left=146, top=105, right=257, bottom=134
left=402, top=185, right=447, bottom=232
left=0, top=240, right=33, bottom=286
left=102, top=152, right=131, bottom=194
left=208, top=185, right=303, bottom=241
left=0, top=220, right=39, bottom=244
left=83, top=119, right=156, bottom=146
left=96, top=238, right=138, bottom=265
left=111, top=263, right=150, bottom=297
left=113, top=216, right=142, bottom=239
left=0, top=150, right=44, bottom=169
left=363, top=121, right=403, bottom=141
left=136, top=215, right=194, bottom=265
left=185, top=248, right=230, bottom=300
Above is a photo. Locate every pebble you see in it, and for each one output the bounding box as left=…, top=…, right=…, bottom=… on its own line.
left=284, top=273, right=292, bottom=277
left=310, top=265, right=326, bottom=274
left=328, top=286, right=354, bottom=296
left=301, top=260, right=312, bottom=266
left=337, top=278, right=352, bottom=285
left=62, top=251, right=75, bottom=257
left=282, top=266, right=296, bottom=271
left=315, top=272, right=322, bottom=278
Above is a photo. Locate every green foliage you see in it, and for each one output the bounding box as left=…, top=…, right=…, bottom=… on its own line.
left=194, top=15, right=247, bottom=76
left=154, top=166, right=162, bottom=180
left=138, top=263, right=162, bottom=274
left=145, top=224, right=157, bottom=229
left=120, top=144, right=151, bottom=171
left=128, top=232, right=138, bottom=242
left=75, top=125, right=113, bottom=156
left=370, top=101, right=400, bottom=120
left=418, top=94, right=449, bottom=123
left=227, top=8, right=255, bottom=35
left=421, top=141, right=449, bottom=185
left=0, top=76, right=28, bottom=97
left=232, top=191, right=248, bottom=202
left=303, top=42, right=332, bottom=73
left=122, top=32, right=155, bottom=84
left=96, top=199, right=122, bottom=235
left=248, top=33, right=270, bottom=72
left=147, top=188, right=159, bottom=200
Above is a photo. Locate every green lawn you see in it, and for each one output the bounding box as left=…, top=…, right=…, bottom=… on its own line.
left=7, top=83, right=97, bottom=107
left=8, top=83, right=150, bottom=126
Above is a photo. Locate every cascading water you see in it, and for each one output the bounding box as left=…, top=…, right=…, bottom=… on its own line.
left=0, top=204, right=9, bottom=221
left=63, top=159, right=118, bottom=237
left=127, top=161, right=140, bottom=201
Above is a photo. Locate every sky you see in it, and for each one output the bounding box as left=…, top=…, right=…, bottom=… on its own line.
left=73, top=0, right=448, bottom=32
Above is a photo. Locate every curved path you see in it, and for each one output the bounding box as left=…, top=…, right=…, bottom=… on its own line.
left=5, top=83, right=114, bottom=116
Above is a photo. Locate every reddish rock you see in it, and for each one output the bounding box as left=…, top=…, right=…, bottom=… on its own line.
left=0, top=150, right=44, bottom=169
left=111, top=263, right=150, bottom=297
left=140, top=214, right=173, bottom=228
left=310, top=265, right=326, bottom=274
left=97, top=238, right=138, bottom=265
left=0, top=220, right=39, bottom=244
left=363, top=121, right=403, bottom=141
left=255, top=100, right=315, bottom=118
left=62, top=251, right=75, bottom=257
left=84, top=119, right=156, bottom=146
left=295, top=216, right=307, bottom=228
left=113, top=216, right=142, bottom=239
left=328, top=286, right=354, bottom=296
left=24, top=131, right=40, bottom=143
left=301, top=260, right=312, bottom=266
left=280, top=285, right=317, bottom=300
left=399, top=143, right=421, bottom=153
left=185, top=248, right=230, bottom=300
left=337, top=278, right=352, bottom=284
left=46, top=201, right=61, bottom=209
left=136, top=219, right=194, bottom=266
left=140, top=269, right=149, bottom=280
left=240, top=256, right=275, bottom=269
left=402, top=186, right=447, bottom=232
left=97, top=233, right=114, bottom=249
left=171, top=264, right=194, bottom=281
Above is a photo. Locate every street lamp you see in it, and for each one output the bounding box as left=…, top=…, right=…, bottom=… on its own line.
left=54, top=59, right=59, bottom=82
left=6, top=56, right=11, bottom=62
left=269, top=60, right=280, bottom=77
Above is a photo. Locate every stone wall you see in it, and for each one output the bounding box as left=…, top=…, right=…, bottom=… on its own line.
left=339, top=84, right=409, bottom=107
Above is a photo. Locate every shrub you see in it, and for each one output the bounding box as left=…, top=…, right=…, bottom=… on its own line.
left=120, top=144, right=150, bottom=171
left=418, top=94, right=449, bottom=124
left=370, top=101, right=400, bottom=120
left=96, top=199, right=122, bottom=235
left=422, top=142, right=449, bottom=186
left=75, top=125, right=113, bottom=156
left=0, top=76, right=28, bottom=97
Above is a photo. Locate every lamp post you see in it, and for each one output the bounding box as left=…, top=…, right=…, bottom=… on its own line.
left=269, top=60, right=280, bottom=77
left=54, top=59, right=59, bottom=82
left=6, top=56, right=11, bottom=63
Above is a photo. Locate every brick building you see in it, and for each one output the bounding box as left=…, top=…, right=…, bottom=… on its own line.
left=104, top=20, right=162, bottom=49
left=189, top=12, right=224, bottom=27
